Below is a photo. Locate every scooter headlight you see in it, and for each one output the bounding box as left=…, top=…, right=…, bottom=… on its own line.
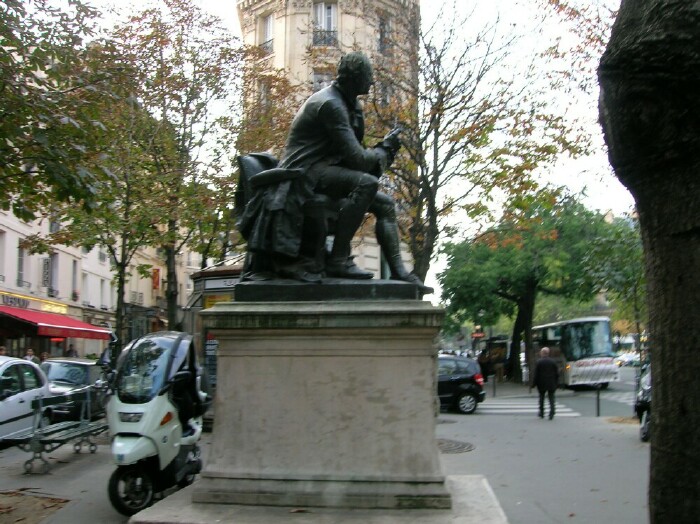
left=119, top=412, right=144, bottom=423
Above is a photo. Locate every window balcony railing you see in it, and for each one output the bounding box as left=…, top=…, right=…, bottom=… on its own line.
left=47, top=288, right=59, bottom=298
left=0, top=274, right=4, bottom=282
left=313, top=30, right=338, bottom=47
left=16, top=279, right=30, bottom=288
left=259, top=39, right=273, bottom=55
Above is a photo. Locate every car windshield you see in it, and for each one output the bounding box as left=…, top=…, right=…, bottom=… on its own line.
left=41, top=362, right=88, bottom=385
left=115, top=338, right=171, bottom=404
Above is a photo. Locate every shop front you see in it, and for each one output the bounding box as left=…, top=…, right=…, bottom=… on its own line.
left=0, top=291, right=112, bottom=358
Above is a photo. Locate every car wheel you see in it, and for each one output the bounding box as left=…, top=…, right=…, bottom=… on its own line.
left=456, top=393, right=477, bottom=414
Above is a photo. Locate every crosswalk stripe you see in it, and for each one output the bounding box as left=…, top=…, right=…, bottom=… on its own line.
left=476, top=399, right=580, bottom=417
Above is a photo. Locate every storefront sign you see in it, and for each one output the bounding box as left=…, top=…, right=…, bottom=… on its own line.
left=203, top=294, right=233, bottom=309
left=0, top=291, right=67, bottom=315
left=204, top=278, right=238, bottom=290
left=2, top=294, right=30, bottom=309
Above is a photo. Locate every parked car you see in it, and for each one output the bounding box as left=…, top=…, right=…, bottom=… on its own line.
left=614, top=352, right=640, bottom=367
left=437, top=355, right=486, bottom=414
left=0, top=356, right=51, bottom=442
left=40, top=358, right=105, bottom=422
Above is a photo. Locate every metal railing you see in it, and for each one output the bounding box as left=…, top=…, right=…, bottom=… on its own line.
left=259, top=39, right=273, bottom=55
left=312, top=30, right=337, bottom=47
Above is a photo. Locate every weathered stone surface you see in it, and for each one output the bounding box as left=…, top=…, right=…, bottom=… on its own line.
left=193, top=300, right=450, bottom=509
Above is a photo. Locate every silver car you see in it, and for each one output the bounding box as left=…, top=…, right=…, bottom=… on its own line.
left=0, top=356, right=51, bottom=441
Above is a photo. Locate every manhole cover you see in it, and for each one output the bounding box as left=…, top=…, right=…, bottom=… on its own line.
left=437, top=438, right=475, bottom=454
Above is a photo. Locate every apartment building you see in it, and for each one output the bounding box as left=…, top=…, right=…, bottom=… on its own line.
left=0, top=211, right=203, bottom=357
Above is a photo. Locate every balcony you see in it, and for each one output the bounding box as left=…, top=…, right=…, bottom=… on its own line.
left=259, top=39, right=273, bottom=55
left=313, top=30, right=337, bottom=47
left=47, top=288, right=59, bottom=298
left=16, top=279, right=31, bottom=289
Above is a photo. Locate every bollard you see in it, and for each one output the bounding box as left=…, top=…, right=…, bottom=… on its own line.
left=492, top=375, right=496, bottom=397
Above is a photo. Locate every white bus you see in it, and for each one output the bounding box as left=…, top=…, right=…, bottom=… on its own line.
left=531, top=316, right=620, bottom=388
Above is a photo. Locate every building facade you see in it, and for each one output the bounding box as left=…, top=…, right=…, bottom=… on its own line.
left=0, top=210, right=204, bottom=358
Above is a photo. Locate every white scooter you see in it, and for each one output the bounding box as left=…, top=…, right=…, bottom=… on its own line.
left=102, top=331, right=211, bottom=516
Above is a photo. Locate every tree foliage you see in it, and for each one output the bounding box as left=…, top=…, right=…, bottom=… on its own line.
left=362, top=1, right=589, bottom=282
left=0, top=0, right=112, bottom=220
left=109, top=0, right=242, bottom=326
left=583, top=214, right=646, bottom=332
left=22, top=41, right=175, bottom=349
left=439, top=192, right=609, bottom=380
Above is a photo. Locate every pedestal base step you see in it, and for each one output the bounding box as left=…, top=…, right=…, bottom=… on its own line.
left=130, top=475, right=508, bottom=524
left=192, top=477, right=451, bottom=509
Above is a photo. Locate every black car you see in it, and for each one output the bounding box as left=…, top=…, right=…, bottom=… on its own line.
left=40, top=358, right=105, bottom=422
left=437, top=355, right=486, bottom=414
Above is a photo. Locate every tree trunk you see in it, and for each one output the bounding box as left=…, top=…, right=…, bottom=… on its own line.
left=165, top=224, right=179, bottom=329
left=519, top=278, right=538, bottom=388
left=599, top=2, right=700, bottom=521
left=508, top=306, right=526, bottom=383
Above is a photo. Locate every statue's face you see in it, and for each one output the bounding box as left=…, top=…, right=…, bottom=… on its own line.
left=357, top=63, right=374, bottom=95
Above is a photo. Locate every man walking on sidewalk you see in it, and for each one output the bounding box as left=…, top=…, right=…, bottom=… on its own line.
left=533, top=347, right=559, bottom=419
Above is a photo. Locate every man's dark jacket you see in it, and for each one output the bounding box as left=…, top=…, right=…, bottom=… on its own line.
left=533, top=357, right=559, bottom=392
left=239, top=82, right=387, bottom=258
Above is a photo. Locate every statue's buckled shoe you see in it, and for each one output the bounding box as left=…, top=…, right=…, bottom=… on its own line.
left=326, top=257, right=374, bottom=279
left=392, top=273, right=434, bottom=294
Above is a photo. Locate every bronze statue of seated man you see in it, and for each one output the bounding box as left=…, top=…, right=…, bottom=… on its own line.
left=237, top=51, right=432, bottom=294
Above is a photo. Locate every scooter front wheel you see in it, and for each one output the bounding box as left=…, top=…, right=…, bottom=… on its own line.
left=108, top=465, right=155, bottom=516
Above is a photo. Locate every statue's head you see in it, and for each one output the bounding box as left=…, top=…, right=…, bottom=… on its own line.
left=337, top=51, right=373, bottom=96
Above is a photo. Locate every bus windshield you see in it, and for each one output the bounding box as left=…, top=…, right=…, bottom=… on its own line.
left=561, top=320, right=614, bottom=360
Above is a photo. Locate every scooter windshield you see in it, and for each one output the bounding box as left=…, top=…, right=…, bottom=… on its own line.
left=115, top=339, right=171, bottom=404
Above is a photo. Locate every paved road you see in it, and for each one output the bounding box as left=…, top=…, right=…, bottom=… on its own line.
left=440, top=366, right=649, bottom=523
left=0, top=366, right=648, bottom=523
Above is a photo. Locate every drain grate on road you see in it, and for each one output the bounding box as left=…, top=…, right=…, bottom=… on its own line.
left=437, top=438, right=475, bottom=454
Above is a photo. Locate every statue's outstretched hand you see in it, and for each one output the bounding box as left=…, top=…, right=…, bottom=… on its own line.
left=382, top=126, right=403, bottom=155
left=374, top=126, right=403, bottom=171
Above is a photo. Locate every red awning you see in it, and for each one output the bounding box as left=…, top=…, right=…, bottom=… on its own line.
left=0, top=306, right=112, bottom=340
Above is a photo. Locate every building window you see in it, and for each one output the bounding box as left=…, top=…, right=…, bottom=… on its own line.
left=378, top=15, right=392, bottom=55
left=312, top=70, right=333, bottom=92
left=100, top=279, right=108, bottom=310
left=378, top=81, right=392, bottom=107
left=0, top=230, right=5, bottom=282
left=260, top=13, right=274, bottom=54
left=16, top=245, right=28, bottom=288
left=70, top=260, right=78, bottom=300
left=82, top=272, right=89, bottom=306
left=313, top=2, right=337, bottom=47
left=48, top=253, right=59, bottom=297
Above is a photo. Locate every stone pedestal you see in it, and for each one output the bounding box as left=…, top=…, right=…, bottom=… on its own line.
left=192, top=300, right=450, bottom=509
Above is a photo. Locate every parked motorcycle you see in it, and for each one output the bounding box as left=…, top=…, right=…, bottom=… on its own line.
left=634, top=365, right=651, bottom=442
left=102, top=331, right=211, bottom=516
